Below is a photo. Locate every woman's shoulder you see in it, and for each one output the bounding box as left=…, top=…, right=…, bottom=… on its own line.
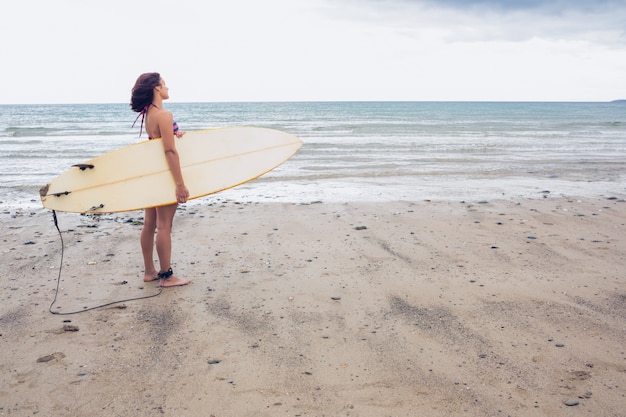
left=154, top=108, right=174, bottom=122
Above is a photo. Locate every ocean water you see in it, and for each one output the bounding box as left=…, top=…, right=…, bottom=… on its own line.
left=1, top=101, right=625, bottom=210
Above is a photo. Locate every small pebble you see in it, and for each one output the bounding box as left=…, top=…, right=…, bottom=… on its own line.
left=564, top=399, right=579, bottom=406
left=37, top=355, right=55, bottom=363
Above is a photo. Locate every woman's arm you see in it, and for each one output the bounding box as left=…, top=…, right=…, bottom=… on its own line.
left=158, top=111, right=189, bottom=203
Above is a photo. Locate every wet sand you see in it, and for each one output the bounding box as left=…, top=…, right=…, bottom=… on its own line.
left=1, top=196, right=625, bottom=416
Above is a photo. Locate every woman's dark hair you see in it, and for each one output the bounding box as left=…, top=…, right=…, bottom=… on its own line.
left=130, top=72, right=161, bottom=112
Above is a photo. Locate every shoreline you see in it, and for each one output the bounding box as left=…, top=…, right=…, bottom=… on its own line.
left=1, top=196, right=625, bottom=416
left=3, top=173, right=626, bottom=214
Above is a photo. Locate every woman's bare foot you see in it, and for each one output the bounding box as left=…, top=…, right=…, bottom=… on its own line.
left=157, top=268, right=191, bottom=287
left=160, top=275, right=191, bottom=287
left=143, top=272, right=159, bottom=282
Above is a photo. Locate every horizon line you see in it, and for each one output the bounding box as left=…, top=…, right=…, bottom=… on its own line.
left=1, top=99, right=624, bottom=106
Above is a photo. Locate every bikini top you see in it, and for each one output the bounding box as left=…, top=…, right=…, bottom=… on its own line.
left=132, top=103, right=179, bottom=139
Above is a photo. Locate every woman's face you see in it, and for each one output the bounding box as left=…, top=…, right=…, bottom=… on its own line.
left=156, top=78, right=170, bottom=100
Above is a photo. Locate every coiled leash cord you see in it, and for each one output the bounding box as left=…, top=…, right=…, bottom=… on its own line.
left=48, top=210, right=163, bottom=315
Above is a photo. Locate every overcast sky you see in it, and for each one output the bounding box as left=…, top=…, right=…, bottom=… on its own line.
left=1, top=0, right=624, bottom=103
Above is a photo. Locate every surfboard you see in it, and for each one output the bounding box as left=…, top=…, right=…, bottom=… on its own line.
left=39, top=127, right=302, bottom=213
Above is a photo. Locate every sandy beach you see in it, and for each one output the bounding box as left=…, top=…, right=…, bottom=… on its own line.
left=1, top=195, right=625, bottom=417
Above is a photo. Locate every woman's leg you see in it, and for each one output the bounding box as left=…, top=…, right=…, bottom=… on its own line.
left=141, top=207, right=159, bottom=282
left=155, top=203, right=190, bottom=287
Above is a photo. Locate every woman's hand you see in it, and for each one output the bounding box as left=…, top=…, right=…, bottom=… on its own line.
left=175, top=130, right=185, bottom=139
left=176, top=184, right=189, bottom=204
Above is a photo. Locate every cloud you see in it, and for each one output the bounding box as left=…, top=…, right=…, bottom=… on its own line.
left=323, top=0, right=626, bottom=44
left=422, top=0, right=616, bottom=12
left=0, top=0, right=624, bottom=102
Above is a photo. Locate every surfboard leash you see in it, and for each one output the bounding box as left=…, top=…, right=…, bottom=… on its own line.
left=48, top=210, right=163, bottom=315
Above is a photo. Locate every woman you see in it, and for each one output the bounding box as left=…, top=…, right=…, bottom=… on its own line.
left=130, top=72, right=191, bottom=287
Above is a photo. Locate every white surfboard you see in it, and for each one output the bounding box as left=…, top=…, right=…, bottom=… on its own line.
left=40, top=127, right=302, bottom=213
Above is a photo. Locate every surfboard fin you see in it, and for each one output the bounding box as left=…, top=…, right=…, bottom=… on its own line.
left=72, top=164, right=95, bottom=171
left=39, top=184, right=72, bottom=198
